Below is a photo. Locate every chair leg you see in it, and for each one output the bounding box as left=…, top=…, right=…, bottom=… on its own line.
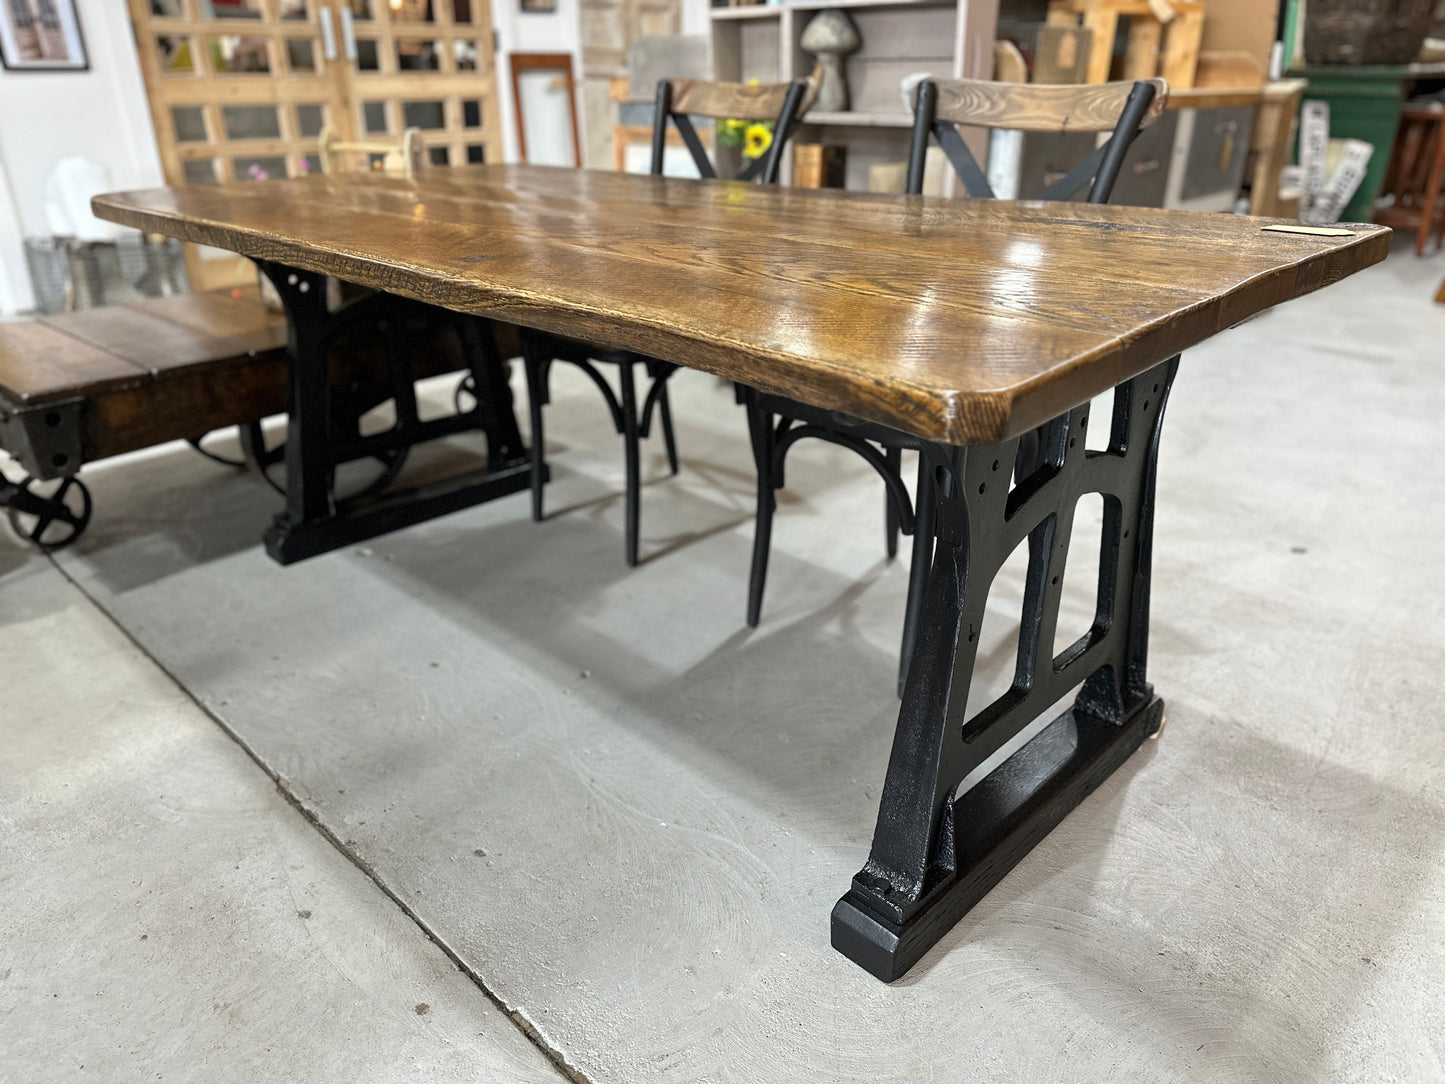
left=746, top=393, right=777, bottom=628
left=522, top=352, right=550, bottom=522
left=897, top=457, right=936, bottom=698
left=1418, top=120, right=1445, bottom=258
left=885, top=446, right=901, bottom=559
left=658, top=377, right=680, bottom=476
left=619, top=358, right=642, bottom=567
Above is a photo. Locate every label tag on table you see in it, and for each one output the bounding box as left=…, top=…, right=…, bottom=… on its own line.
left=1261, top=224, right=1356, bottom=237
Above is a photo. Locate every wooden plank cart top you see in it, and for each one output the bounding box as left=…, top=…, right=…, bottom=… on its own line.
left=90, top=166, right=1391, bottom=981
left=93, top=166, right=1388, bottom=448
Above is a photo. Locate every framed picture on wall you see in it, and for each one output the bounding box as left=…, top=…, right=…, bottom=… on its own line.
left=0, top=0, right=88, bottom=71
left=520, top=0, right=557, bottom=13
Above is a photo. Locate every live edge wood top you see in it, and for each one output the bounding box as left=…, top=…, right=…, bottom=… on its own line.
left=92, top=165, right=1390, bottom=445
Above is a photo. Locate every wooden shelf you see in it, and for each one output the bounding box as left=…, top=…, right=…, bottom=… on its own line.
left=711, top=0, right=949, bottom=14
left=784, top=0, right=954, bottom=9
left=801, top=110, right=915, bottom=128
left=710, top=5, right=783, bottom=19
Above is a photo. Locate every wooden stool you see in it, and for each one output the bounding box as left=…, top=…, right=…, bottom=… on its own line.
left=1376, top=102, right=1445, bottom=257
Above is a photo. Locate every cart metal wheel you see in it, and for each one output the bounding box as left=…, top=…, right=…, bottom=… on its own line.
left=187, top=431, right=249, bottom=469
left=238, top=419, right=409, bottom=502
left=5, top=475, right=93, bottom=552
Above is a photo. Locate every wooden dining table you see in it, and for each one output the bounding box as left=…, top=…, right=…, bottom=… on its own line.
left=93, top=165, right=1390, bottom=981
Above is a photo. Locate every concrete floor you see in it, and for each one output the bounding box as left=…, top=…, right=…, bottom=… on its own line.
left=3, top=236, right=1443, bottom=1081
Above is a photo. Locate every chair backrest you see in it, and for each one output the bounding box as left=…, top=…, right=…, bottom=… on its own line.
left=318, top=126, right=426, bottom=181
left=650, top=75, right=815, bottom=184
left=905, top=77, right=1169, bottom=203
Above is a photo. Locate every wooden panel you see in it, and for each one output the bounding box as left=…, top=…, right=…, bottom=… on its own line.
left=139, top=289, right=286, bottom=347
left=930, top=77, right=1169, bottom=133
left=85, top=355, right=288, bottom=461
left=670, top=78, right=800, bottom=121
left=0, top=322, right=147, bottom=406
left=37, top=306, right=277, bottom=378
left=92, top=166, right=1391, bottom=446
left=1199, top=0, right=1279, bottom=72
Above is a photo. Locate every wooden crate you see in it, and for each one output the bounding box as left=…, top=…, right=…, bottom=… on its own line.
left=1046, top=0, right=1205, bottom=88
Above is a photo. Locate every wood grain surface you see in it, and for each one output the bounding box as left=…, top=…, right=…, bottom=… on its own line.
left=92, top=165, right=1390, bottom=445
left=669, top=78, right=801, bottom=121
left=930, top=76, right=1169, bottom=132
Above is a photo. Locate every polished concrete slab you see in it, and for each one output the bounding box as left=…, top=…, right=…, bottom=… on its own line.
left=0, top=547, right=563, bottom=1083
left=20, top=239, right=1445, bottom=1080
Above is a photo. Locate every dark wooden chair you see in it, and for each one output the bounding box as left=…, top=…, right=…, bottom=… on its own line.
left=519, top=75, right=811, bottom=566
left=742, top=76, right=1168, bottom=694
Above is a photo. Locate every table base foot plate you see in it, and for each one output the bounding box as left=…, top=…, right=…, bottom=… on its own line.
left=832, top=693, right=1162, bottom=981
left=264, top=460, right=535, bottom=565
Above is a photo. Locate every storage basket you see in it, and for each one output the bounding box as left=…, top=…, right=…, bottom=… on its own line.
left=1304, top=0, right=1436, bottom=65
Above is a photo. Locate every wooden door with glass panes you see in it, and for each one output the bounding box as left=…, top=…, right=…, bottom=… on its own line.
left=128, top=0, right=502, bottom=291
left=339, top=0, right=500, bottom=172
left=128, top=0, right=354, bottom=289
left=577, top=0, right=678, bottom=167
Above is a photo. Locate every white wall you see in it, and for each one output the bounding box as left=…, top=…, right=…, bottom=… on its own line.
left=489, top=0, right=584, bottom=164
left=0, top=0, right=162, bottom=314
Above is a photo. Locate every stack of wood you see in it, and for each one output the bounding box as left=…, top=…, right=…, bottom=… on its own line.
left=1046, top=0, right=1206, bottom=88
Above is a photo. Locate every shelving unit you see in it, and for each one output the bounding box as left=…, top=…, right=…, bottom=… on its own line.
left=711, top=0, right=1000, bottom=188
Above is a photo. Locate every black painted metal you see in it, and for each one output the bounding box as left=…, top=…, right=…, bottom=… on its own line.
left=750, top=79, right=1164, bottom=697
left=0, top=394, right=90, bottom=548
left=187, top=433, right=250, bottom=470
left=254, top=261, right=533, bottom=565
left=521, top=77, right=806, bottom=565
left=650, top=78, right=808, bottom=185
left=744, top=390, right=932, bottom=695
left=831, top=356, right=1178, bottom=981
left=0, top=395, right=84, bottom=481
left=1, top=472, right=93, bottom=550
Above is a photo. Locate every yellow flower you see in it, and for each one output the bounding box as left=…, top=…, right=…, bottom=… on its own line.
left=718, top=118, right=747, bottom=147
left=743, top=123, right=773, bottom=160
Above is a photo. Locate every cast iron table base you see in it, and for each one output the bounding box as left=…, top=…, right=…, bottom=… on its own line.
left=258, top=261, right=538, bottom=565
left=833, top=356, right=1177, bottom=980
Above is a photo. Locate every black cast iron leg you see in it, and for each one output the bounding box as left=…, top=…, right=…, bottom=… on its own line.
left=897, top=455, right=935, bottom=699
left=521, top=344, right=551, bottom=523
left=457, top=315, right=527, bottom=468
left=745, top=389, right=777, bottom=628
left=831, top=356, right=1179, bottom=982
left=619, top=358, right=641, bottom=567
left=257, top=263, right=335, bottom=549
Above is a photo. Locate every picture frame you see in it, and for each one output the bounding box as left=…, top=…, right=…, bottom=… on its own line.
left=520, top=0, right=557, bottom=13
left=0, top=0, right=88, bottom=72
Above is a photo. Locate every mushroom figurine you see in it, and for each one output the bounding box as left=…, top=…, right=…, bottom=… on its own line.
left=801, top=10, right=861, bottom=113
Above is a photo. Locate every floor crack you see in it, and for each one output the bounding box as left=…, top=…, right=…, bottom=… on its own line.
left=45, top=552, right=592, bottom=1084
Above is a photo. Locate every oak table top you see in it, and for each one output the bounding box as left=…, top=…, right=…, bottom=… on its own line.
left=92, top=165, right=1391, bottom=445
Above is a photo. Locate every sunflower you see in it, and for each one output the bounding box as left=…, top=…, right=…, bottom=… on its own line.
left=742, top=123, right=774, bottom=159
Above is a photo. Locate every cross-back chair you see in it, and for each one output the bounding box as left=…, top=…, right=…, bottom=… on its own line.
left=519, top=74, right=812, bottom=566
left=742, top=75, right=1167, bottom=695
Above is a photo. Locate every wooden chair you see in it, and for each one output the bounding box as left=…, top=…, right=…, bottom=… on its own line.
left=519, top=75, right=811, bottom=566
left=743, top=76, right=1167, bottom=695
